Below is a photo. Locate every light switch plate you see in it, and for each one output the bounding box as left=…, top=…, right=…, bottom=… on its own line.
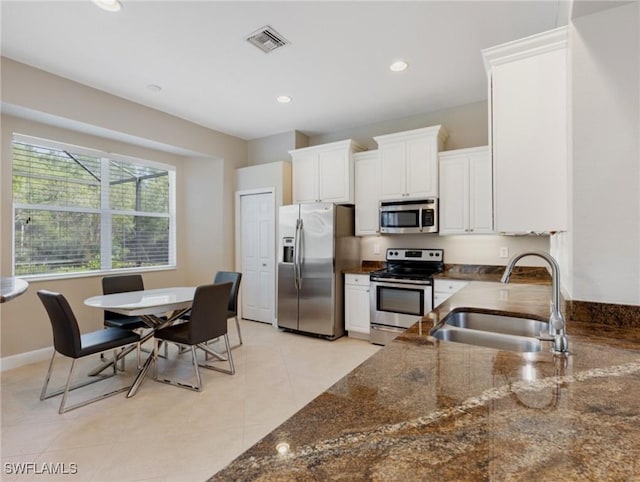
left=499, top=247, right=509, bottom=258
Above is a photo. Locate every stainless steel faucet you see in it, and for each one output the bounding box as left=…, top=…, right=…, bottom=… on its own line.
left=501, top=250, right=569, bottom=354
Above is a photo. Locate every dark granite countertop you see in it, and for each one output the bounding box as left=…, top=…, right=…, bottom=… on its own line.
left=210, top=282, right=640, bottom=481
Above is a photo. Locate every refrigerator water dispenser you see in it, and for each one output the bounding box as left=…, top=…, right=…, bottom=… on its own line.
left=282, top=237, right=294, bottom=263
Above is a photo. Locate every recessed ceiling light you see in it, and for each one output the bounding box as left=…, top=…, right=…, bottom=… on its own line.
left=93, top=0, right=122, bottom=12
left=147, top=84, right=162, bottom=92
left=389, top=60, right=409, bottom=72
left=276, top=95, right=292, bottom=104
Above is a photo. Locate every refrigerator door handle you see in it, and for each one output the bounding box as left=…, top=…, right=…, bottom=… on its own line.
left=296, top=218, right=303, bottom=290
left=293, top=219, right=300, bottom=291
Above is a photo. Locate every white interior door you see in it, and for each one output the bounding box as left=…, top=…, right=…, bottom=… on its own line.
left=240, top=191, right=275, bottom=324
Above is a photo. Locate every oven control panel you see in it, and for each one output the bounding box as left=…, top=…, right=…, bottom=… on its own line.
left=386, top=248, right=443, bottom=262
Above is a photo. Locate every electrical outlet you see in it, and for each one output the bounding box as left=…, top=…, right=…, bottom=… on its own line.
left=373, top=243, right=381, bottom=255
left=499, top=247, right=509, bottom=258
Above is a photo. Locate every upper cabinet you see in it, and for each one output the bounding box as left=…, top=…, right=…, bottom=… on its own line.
left=354, top=150, right=380, bottom=236
left=373, top=125, right=447, bottom=200
left=439, top=146, right=493, bottom=235
left=482, top=27, right=568, bottom=234
left=290, top=140, right=365, bottom=204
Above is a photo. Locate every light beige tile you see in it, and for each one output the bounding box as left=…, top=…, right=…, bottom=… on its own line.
left=1, top=319, right=379, bottom=481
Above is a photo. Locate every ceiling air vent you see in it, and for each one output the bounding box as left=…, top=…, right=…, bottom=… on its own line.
left=246, top=25, right=290, bottom=53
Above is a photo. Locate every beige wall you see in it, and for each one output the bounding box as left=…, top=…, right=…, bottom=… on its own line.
left=0, top=58, right=248, bottom=360
left=308, top=101, right=489, bottom=151
left=236, top=161, right=292, bottom=207
left=247, top=130, right=309, bottom=166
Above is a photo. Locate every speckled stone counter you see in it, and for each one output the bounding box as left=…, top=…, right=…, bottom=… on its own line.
left=210, top=282, right=640, bottom=481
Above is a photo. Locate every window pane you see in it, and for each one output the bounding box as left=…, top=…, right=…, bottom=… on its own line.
left=14, top=208, right=101, bottom=276
left=13, top=142, right=101, bottom=209
left=109, top=160, right=169, bottom=213
left=112, top=215, right=169, bottom=268
left=13, top=136, right=175, bottom=277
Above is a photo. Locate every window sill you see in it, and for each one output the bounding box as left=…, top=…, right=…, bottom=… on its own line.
left=17, top=265, right=177, bottom=283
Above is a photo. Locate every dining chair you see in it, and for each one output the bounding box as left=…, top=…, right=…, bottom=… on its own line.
left=102, top=274, right=147, bottom=330
left=102, top=274, right=148, bottom=368
left=180, top=271, right=243, bottom=348
left=153, top=282, right=234, bottom=392
left=213, top=271, right=243, bottom=347
left=37, top=290, right=141, bottom=414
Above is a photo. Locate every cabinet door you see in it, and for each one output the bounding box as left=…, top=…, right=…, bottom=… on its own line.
left=379, top=141, right=406, bottom=199
left=292, top=152, right=319, bottom=203
left=355, top=152, right=380, bottom=235
left=439, top=157, right=469, bottom=234
left=318, top=148, right=351, bottom=203
left=406, top=136, right=438, bottom=197
left=345, top=284, right=371, bottom=335
left=469, top=151, right=493, bottom=233
left=492, top=47, right=567, bottom=233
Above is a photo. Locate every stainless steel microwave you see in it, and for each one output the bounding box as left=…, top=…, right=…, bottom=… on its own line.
left=379, top=198, right=438, bottom=234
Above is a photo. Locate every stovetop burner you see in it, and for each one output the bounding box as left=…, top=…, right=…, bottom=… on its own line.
left=370, top=248, right=444, bottom=282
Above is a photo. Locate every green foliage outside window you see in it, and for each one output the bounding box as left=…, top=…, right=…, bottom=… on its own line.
left=12, top=138, right=175, bottom=276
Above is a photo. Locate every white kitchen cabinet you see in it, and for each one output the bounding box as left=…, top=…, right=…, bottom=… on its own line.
left=482, top=27, right=568, bottom=234
left=439, top=146, right=493, bottom=235
left=433, top=279, right=468, bottom=308
left=354, top=150, right=380, bottom=236
left=373, top=125, right=447, bottom=200
left=290, top=139, right=365, bottom=204
left=345, top=274, right=371, bottom=338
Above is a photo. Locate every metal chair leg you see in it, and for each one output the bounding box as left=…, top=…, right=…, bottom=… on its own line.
left=58, top=359, right=77, bottom=414
left=198, top=334, right=235, bottom=375
left=191, top=346, right=202, bottom=391
left=234, top=316, right=243, bottom=346
left=41, top=349, right=133, bottom=414
left=40, top=351, right=57, bottom=401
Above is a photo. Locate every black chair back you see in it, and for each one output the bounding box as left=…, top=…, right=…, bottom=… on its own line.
left=187, top=282, right=232, bottom=345
left=213, top=271, right=241, bottom=315
left=37, top=290, right=82, bottom=358
left=102, top=274, right=144, bottom=321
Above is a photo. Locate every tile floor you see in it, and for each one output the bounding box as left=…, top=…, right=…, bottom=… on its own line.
left=1, top=320, right=379, bottom=481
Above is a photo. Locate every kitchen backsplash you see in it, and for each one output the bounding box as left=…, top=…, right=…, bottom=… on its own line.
left=360, top=234, right=550, bottom=266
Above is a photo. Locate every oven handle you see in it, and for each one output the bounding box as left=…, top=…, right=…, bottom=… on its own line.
left=370, top=278, right=432, bottom=287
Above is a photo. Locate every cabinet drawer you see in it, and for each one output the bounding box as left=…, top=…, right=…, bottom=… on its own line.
left=345, top=274, right=370, bottom=286
left=434, top=279, right=468, bottom=294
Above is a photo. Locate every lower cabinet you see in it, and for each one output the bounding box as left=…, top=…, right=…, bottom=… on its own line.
left=345, top=274, right=371, bottom=338
left=434, top=279, right=468, bottom=308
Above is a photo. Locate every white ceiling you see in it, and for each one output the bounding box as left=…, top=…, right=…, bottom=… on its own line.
left=1, top=1, right=570, bottom=141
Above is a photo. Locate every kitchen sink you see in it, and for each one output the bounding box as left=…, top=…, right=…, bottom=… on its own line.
left=429, top=310, right=547, bottom=353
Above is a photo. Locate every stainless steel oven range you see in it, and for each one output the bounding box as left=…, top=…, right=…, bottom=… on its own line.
left=369, top=248, right=444, bottom=345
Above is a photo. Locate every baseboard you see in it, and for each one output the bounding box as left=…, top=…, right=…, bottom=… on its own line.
left=1, top=346, right=52, bottom=372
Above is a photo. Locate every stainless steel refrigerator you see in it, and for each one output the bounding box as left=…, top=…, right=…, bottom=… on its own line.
left=277, top=203, right=359, bottom=339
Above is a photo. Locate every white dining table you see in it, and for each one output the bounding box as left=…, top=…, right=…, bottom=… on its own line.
left=85, top=286, right=196, bottom=397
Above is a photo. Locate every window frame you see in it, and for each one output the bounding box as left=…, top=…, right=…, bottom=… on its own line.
left=12, top=133, right=177, bottom=281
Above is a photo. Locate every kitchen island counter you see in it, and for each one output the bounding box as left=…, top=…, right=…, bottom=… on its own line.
left=210, top=282, right=640, bottom=481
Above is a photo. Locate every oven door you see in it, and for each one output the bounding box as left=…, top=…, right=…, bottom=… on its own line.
left=370, top=280, right=432, bottom=330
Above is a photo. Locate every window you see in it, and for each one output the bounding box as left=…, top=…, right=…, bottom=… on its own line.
left=12, top=135, right=176, bottom=277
